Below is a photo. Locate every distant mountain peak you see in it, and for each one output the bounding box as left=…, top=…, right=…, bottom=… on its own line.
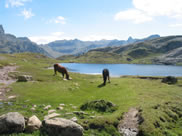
left=0, top=25, right=5, bottom=34
left=127, top=36, right=133, bottom=41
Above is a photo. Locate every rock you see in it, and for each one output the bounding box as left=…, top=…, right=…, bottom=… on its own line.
left=8, top=95, right=16, bottom=99
left=44, top=113, right=60, bottom=120
left=70, top=117, right=78, bottom=122
left=33, top=105, right=37, bottom=108
left=161, top=76, right=178, bottom=84
left=42, top=118, right=84, bottom=136
left=65, top=112, right=73, bottom=115
left=26, top=115, right=41, bottom=133
left=18, top=75, right=32, bottom=82
left=31, top=107, right=36, bottom=111
left=57, top=106, right=64, bottom=110
left=60, top=104, right=65, bottom=106
left=48, top=109, right=56, bottom=114
left=72, top=106, right=77, bottom=109
left=90, top=116, right=95, bottom=119
left=44, top=105, right=51, bottom=110
left=0, top=112, right=25, bottom=134
left=0, top=25, right=4, bottom=35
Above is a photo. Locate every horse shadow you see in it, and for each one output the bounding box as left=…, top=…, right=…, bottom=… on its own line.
left=97, top=83, right=105, bottom=88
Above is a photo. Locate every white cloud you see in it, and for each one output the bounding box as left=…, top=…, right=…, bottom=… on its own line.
left=115, top=0, right=182, bottom=23
left=133, top=0, right=182, bottom=17
left=114, top=9, right=152, bottom=24
left=21, top=8, right=34, bottom=19
left=29, top=32, right=67, bottom=44
left=169, top=23, right=182, bottom=28
left=49, top=16, right=66, bottom=24
left=29, top=33, right=120, bottom=44
left=5, top=0, right=31, bottom=8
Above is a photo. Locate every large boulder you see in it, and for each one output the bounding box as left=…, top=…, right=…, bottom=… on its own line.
left=161, top=76, right=178, bottom=84
left=17, top=75, right=32, bottom=82
left=42, top=118, right=84, bottom=136
left=25, top=115, right=42, bottom=133
left=0, top=112, right=25, bottom=134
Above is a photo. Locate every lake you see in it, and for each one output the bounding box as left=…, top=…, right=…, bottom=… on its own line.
left=60, top=63, right=182, bottom=77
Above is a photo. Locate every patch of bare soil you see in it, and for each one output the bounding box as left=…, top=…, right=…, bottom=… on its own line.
left=118, top=108, right=143, bottom=136
left=0, top=66, right=17, bottom=100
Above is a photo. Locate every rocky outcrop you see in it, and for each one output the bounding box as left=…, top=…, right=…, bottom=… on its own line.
left=44, top=113, right=60, bottom=120
left=0, top=25, right=4, bottom=35
left=42, top=118, right=84, bottom=136
left=0, top=112, right=25, bottom=134
left=25, top=115, right=42, bottom=133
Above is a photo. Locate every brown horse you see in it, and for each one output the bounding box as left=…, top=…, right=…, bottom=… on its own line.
left=102, top=69, right=110, bottom=85
left=53, top=64, right=70, bottom=80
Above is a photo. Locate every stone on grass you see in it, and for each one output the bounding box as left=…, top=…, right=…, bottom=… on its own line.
left=8, top=95, right=16, bottom=99
left=44, top=113, right=60, bottom=120
left=42, top=118, right=83, bottom=136
left=57, top=106, right=64, bottom=110
left=48, top=109, right=56, bottom=114
left=60, top=104, right=65, bottom=106
left=26, top=115, right=41, bottom=133
left=0, top=112, right=25, bottom=134
left=18, top=75, right=32, bottom=82
left=44, top=105, right=51, bottom=110
left=70, top=117, right=78, bottom=122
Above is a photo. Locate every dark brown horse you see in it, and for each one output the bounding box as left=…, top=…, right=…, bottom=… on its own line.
left=53, top=64, right=70, bottom=80
left=102, top=69, right=110, bottom=85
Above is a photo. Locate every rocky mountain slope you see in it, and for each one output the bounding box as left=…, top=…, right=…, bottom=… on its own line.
left=59, top=36, right=182, bottom=65
left=0, top=25, right=50, bottom=57
left=41, top=35, right=160, bottom=58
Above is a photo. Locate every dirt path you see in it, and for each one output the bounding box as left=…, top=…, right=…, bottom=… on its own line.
left=0, top=66, right=17, bottom=100
left=118, top=108, right=141, bottom=136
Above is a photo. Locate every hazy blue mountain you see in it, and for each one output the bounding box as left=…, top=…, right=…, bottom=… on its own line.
left=42, top=34, right=160, bottom=58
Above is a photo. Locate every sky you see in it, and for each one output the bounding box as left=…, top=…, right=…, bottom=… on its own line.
left=1, top=0, right=182, bottom=44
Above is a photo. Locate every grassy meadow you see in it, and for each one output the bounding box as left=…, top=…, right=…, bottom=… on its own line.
left=0, top=53, right=182, bottom=136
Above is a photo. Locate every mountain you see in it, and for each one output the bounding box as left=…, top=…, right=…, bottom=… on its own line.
left=58, top=35, right=182, bottom=65
left=0, top=25, right=50, bottom=57
left=41, top=34, right=160, bottom=58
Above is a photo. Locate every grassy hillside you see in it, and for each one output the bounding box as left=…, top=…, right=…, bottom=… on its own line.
left=58, top=36, right=182, bottom=65
left=0, top=53, right=182, bottom=135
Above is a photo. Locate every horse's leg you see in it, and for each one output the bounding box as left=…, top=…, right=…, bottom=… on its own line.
left=62, top=72, right=65, bottom=79
left=103, top=76, right=106, bottom=85
left=53, top=69, right=57, bottom=76
left=108, top=75, right=110, bottom=83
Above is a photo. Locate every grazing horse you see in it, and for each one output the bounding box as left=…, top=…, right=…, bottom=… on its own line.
left=102, top=69, right=110, bottom=85
left=53, top=64, right=70, bottom=80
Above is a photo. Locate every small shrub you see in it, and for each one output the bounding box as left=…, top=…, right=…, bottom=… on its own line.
left=80, top=100, right=117, bottom=113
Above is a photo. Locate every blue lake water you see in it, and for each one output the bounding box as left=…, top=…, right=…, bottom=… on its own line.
left=60, top=63, right=182, bottom=77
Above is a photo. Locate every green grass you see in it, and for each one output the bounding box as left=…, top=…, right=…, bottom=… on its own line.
left=0, top=53, right=182, bottom=135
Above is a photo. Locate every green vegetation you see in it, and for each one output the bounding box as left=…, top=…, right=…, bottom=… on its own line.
left=0, top=53, right=182, bottom=135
